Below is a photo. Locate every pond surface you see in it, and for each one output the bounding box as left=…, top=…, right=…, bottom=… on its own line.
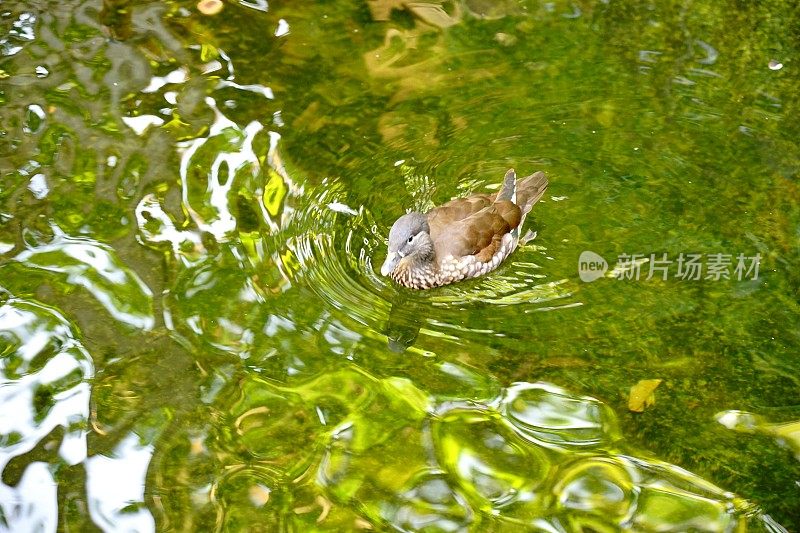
left=1, top=0, right=799, bottom=531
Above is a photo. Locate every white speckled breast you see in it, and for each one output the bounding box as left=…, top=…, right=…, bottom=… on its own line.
left=433, top=232, right=517, bottom=287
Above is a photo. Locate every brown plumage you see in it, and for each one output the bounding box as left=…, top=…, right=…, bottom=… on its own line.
left=380, top=169, right=548, bottom=289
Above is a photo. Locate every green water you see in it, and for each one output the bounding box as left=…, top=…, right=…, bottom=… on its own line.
left=1, top=0, right=798, bottom=530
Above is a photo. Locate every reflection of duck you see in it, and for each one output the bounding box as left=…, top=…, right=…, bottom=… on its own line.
left=380, top=169, right=548, bottom=289
left=384, top=298, right=425, bottom=352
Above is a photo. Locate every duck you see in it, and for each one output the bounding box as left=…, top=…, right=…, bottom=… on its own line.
left=380, top=169, right=548, bottom=289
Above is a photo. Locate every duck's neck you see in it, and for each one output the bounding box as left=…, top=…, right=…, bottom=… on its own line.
left=392, top=261, right=439, bottom=289
left=391, top=253, right=440, bottom=289
left=390, top=234, right=439, bottom=289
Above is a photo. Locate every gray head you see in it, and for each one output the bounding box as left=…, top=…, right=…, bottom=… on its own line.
left=380, top=212, right=434, bottom=276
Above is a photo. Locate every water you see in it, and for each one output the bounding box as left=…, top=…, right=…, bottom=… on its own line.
left=0, top=0, right=798, bottom=530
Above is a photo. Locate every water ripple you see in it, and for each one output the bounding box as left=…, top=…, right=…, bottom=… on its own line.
left=14, top=228, right=155, bottom=330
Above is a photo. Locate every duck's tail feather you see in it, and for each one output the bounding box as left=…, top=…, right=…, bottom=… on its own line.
left=516, top=171, right=548, bottom=216
left=495, top=169, right=517, bottom=203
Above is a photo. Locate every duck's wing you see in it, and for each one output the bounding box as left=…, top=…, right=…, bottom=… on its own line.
left=426, top=168, right=546, bottom=262
left=430, top=200, right=522, bottom=261
left=426, top=194, right=493, bottom=226
left=425, top=169, right=522, bottom=225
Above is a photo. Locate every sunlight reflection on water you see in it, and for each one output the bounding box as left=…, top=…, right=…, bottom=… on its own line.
left=86, top=434, right=155, bottom=531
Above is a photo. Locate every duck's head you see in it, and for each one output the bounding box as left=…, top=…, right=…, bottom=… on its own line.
left=380, top=212, right=435, bottom=277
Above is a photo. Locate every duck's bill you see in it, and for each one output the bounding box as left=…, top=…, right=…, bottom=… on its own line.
left=380, top=252, right=399, bottom=276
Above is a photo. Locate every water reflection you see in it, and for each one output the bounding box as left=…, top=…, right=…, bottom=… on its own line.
left=0, top=296, right=92, bottom=530
left=717, top=411, right=800, bottom=461
left=385, top=297, right=425, bottom=352
left=1, top=0, right=798, bottom=530
left=1, top=462, right=58, bottom=532
left=15, top=229, right=155, bottom=330
left=311, top=375, right=766, bottom=531
left=86, top=433, right=155, bottom=531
